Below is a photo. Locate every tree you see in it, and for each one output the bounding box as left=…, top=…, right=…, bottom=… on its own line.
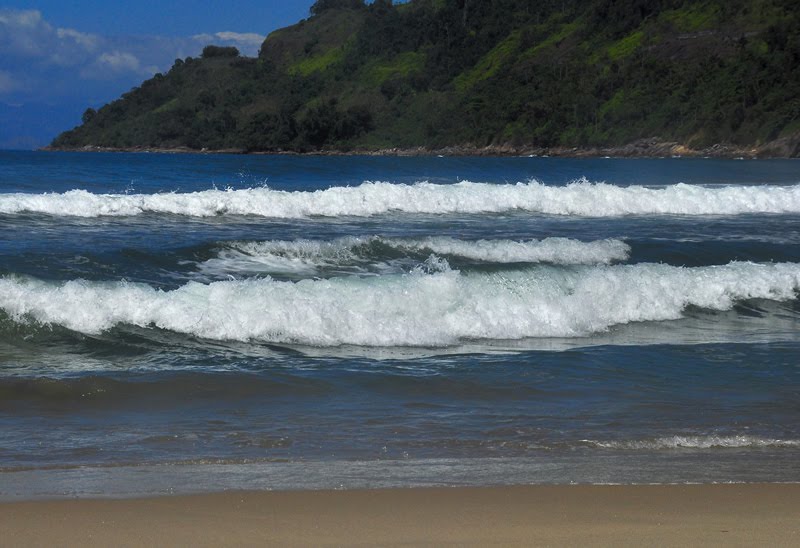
left=310, top=0, right=365, bottom=16
left=81, top=108, right=97, bottom=124
left=201, top=45, right=240, bottom=58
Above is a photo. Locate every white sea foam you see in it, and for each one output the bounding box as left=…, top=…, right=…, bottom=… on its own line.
left=197, top=236, right=630, bottom=278
left=586, top=435, right=800, bottom=450
left=1, top=261, right=798, bottom=347
left=2, top=179, right=799, bottom=217
left=201, top=238, right=370, bottom=278
left=397, top=236, right=630, bottom=263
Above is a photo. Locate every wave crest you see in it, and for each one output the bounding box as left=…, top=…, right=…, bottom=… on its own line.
left=2, top=180, right=799, bottom=218
left=585, top=435, right=800, bottom=450
left=1, top=261, right=798, bottom=347
left=196, top=236, right=630, bottom=278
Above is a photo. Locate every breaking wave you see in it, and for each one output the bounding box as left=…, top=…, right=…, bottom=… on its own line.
left=2, top=179, right=799, bottom=218
left=585, top=435, right=800, bottom=450
left=1, top=261, right=798, bottom=347
left=197, top=236, right=630, bottom=278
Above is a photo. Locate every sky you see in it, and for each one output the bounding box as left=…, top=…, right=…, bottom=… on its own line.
left=0, top=1, right=316, bottom=149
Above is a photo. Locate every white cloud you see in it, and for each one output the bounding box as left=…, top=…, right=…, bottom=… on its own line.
left=0, top=8, right=44, bottom=28
left=192, top=31, right=265, bottom=53
left=0, top=8, right=102, bottom=69
left=0, top=10, right=271, bottom=148
left=0, top=8, right=265, bottom=104
left=97, top=51, right=142, bottom=72
left=0, top=8, right=51, bottom=57
left=192, top=33, right=215, bottom=43
left=1, top=8, right=264, bottom=77
left=81, top=51, right=158, bottom=80
left=57, top=28, right=99, bottom=50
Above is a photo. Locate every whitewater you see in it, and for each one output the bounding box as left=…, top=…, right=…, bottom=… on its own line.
left=195, top=236, right=631, bottom=278
left=2, top=261, right=798, bottom=346
left=2, top=179, right=800, bottom=217
left=2, top=151, right=799, bottom=496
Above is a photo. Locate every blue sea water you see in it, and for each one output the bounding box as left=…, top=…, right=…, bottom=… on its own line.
left=0, top=150, right=798, bottom=499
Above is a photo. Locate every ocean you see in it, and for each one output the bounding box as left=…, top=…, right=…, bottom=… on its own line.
left=0, top=150, right=798, bottom=499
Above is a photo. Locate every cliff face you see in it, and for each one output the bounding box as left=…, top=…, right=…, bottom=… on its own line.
left=51, top=0, right=800, bottom=156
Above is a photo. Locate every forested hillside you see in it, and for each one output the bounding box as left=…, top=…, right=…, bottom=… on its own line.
left=51, top=0, right=800, bottom=156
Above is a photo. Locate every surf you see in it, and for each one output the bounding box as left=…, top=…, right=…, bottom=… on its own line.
left=195, top=236, right=631, bottom=279
left=2, top=179, right=799, bottom=218
left=2, top=261, right=798, bottom=347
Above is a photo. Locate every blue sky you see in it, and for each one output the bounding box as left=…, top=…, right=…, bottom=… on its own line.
left=0, top=1, right=316, bottom=149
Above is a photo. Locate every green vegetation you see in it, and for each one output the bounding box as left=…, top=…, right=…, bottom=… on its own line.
left=607, top=30, right=644, bottom=60
left=52, top=0, right=800, bottom=155
left=201, top=45, right=240, bottom=58
left=362, top=51, right=425, bottom=86
left=661, top=4, right=719, bottom=31
left=455, top=31, right=522, bottom=92
left=522, top=21, right=580, bottom=60
left=290, top=47, right=345, bottom=76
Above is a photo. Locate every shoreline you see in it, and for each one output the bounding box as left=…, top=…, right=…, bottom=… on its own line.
left=40, top=136, right=800, bottom=159
left=4, top=453, right=799, bottom=500
left=2, top=484, right=798, bottom=546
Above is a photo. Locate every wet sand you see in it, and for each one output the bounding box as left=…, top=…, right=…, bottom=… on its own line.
left=2, top=484, right=798, bottom=546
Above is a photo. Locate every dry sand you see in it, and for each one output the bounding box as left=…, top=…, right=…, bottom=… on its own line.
left=2, top=484, right=798, bottom=546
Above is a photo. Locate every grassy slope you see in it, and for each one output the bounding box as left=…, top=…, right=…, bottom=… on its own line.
left=52, top=0, right=800, bottom=155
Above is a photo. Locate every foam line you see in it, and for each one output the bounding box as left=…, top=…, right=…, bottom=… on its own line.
left=1, top=180, right=799, bottom=217
left=196, top=236, right=630, bottom=278
left=585, top=435, right=800, bottom=449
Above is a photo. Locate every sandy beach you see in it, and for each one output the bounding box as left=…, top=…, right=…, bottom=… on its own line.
left=2, top=484, right=798, bottom=546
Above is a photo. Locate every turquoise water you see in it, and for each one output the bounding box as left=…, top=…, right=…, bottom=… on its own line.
left=1, top=151, right=798, bottom=498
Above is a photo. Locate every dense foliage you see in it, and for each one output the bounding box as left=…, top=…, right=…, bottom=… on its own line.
left=52, top=0, right=800, bottom=154
left=201, top=45, right=240, bottom=58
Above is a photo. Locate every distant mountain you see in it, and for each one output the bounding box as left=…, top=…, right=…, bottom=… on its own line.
left=50, top=0, right=800, bottom=156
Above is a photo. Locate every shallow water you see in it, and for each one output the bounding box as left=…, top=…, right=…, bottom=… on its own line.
left=0, top=151, right=798, bottom=499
